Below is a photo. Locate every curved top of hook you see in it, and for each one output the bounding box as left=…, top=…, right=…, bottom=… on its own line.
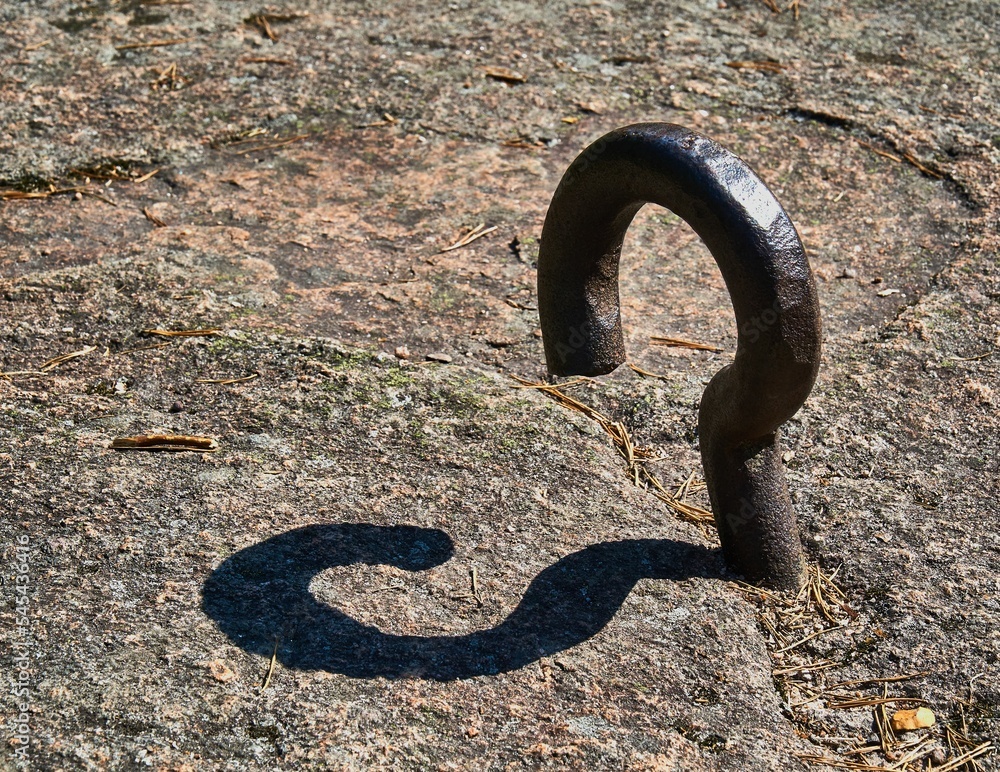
left=537, top=123, right=821, bottom=444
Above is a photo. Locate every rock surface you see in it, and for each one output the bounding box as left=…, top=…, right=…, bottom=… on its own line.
left=1, top=1, right=998, bottom=769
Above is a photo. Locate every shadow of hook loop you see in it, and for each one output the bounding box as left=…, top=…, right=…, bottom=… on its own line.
left=536, top=123, right=822, bottom=589
left=201, top=524, right=720, bottom=681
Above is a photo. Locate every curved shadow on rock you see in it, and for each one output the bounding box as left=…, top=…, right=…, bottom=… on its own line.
left=202, top=523, right=720, bottom=681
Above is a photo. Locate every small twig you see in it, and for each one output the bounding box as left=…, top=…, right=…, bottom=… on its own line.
left=111, top=434, right=219, bottom=452
left=440, top=223, right=498, bottom=253
left=771, top=660, right=840, bottom=676
left=133, top=168, right=161, bottom=184
left=0, top=370, right=49, bottom=379
left=114, top=38, right=194, bottom=50
left=824, top=672, right=930, bottom=691
left=511, top=375, right=715, bottom=528
left=484, top=66, right=526, bottom=84
left=80, top=189, right=118, bottom=206
left=258, top=14, right=277, bottom=40
left=857, top=140, right=903, bottom=163
left=874, top=685, right=894, bottom=757
left=504, top=297, right=536, bottom=311
left=952, top=349, right=996, bottom=362
left=774, top=623, right=850, bottom=654
left=471, top=567, right=483, bottom=605
left=826, top=695, right=929, bottom=710
left=797, top=755, right=894, bottom=770
left=143, top=207, right=167, bottom=227
left=725, top=60, right=785, bottom=73
left=934, top=742, right=993, bottom=772
left=243, top=57, right=294, bottom=65
left=900, top=151, right=944, bottom=179
left=142, top=328, right=221, bottom=337
left=40, top=345, right=97, bottom=372
left=627, top=361, right=670, bottom=380
left=649, top=336, right=723, bottom=352
left=358, top=113, right=397, bottom=128
left=195, top=374, right=259, bottom=385
left=261, top=637, right=279, bottom=690
left=1, top=186, right=88, bottom=201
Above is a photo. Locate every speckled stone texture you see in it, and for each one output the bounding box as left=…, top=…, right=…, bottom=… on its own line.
left=1, top=1, right=998, bottom=769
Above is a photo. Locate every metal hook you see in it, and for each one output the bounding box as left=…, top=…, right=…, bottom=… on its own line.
left=537, top=123, right=822, bottom=589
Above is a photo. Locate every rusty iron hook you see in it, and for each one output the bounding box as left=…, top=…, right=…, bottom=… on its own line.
left=537, top=123, right=822, bottom=589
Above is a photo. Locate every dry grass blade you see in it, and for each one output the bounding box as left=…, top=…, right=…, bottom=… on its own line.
left=248, top=14, right=278, bottom=41
left=152, top=62, right=184, bottom=90
left=231, top=134, right=309, bottom=156
left=725, top=60, right=785, bottom=73
left=935, top=742, right=993, bottom=772
left=114, top=38, right=194, bottom=50
left=825, top=673, right=930, bottom=691
left=504, top=297, right=536, bottom=311
left=510, top=376, right=590, bottom=391
left=484, top=66, right=527, bottom=83
left=772, top=660, right=839, bottom=676
left=900, top=151, right=944, bottom=179
left=142, top=328, right=221, bottom=337
left=111, top=434, right=218, bottom=452
left=1, top=185, right=87, bottom=201
left=261, top=638, right=279, bottom=690
left=827, top=696, right=929, bottom=710
left=39, top=345, right=97, bottom=372
left=774, top=623, right=850, bottom=654
left=359, top=112, right=398, bottom=128
left=133, top=168, right=160, bottom=183
left=649, top=335, right=723, bottom=352
left=143, top=207, right=167, bottom=227
left=674, top=469, right=697, bottom=499
left=0, top=370, right=49, bottom=379
left=798, top=755, right=893, bottom=770
left=874, top=687, right=895, bottom=756
left=244, top=57, right=294, bottom=65
left=662, top=497, right=714, bottom=526
left=858, top=140, right=904, bottom=163
left=1, top=189, right=49, bottom=200
left=501, top=135, right=544, bottom=148
left=510, top=376, right=715, bottom=527
left=857, top=141, right=943, bottom=178
left=440, top=223, right=498, bottom=253
left=195, top=374, right=259, bottom=385
left=627, top=361, right=670, bottom=380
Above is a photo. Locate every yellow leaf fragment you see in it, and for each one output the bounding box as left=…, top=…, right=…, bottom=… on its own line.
left=890, top=707, right=935, bottom=731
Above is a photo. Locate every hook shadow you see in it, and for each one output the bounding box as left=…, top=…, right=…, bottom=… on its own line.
left=202, top=523, right=721, bottom=681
